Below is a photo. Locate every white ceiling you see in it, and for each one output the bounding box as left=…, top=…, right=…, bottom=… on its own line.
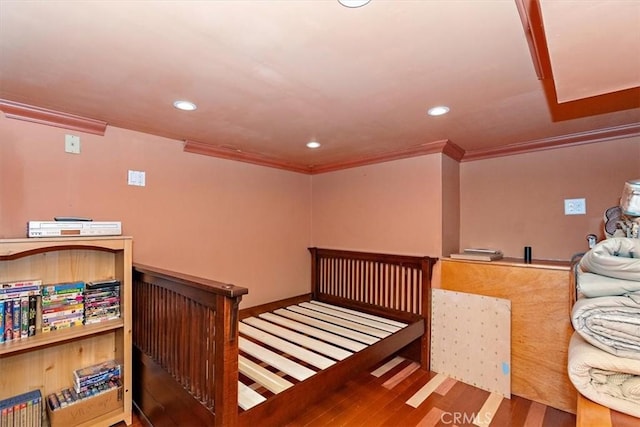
left=1, top=0, right=639, bottom=172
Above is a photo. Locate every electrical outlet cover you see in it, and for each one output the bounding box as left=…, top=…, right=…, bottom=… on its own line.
left=564, top=198, right=586, bottom=215
left=64, top=134, right=81, bottom=154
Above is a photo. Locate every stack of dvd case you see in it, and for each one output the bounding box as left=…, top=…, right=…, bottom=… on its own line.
left=0, top=389, right=42, bottom=427
left=47, top=360, right=122, bottom=415
left=83, top=280, right=121, bottom=324
left=0, top=280, right=41, bottom=343
left=41, top=282, right=84, bottom=333
left=73, top=360, right=121, bottom=396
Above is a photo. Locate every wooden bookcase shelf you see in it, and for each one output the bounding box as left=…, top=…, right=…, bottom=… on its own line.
left=0, top=236, right=132, bottom=427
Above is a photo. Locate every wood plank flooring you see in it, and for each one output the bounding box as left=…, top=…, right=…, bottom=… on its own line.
left=119, top=355, right=579, bottom=426
left=283, top=356, right=576, bottom=427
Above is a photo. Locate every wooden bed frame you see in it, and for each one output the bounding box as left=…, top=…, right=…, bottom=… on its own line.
left=132, top=248, right=436, bottom=427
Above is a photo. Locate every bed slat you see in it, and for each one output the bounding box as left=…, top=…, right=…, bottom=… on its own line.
left=371, top=356, right=406, bottom=378
left=286, top=305, right=391, bottom=339
left=238, top=381, right=267, bottom=410
left=309, top=300, right=408, bottom=328
left=239, top=337, right=315, bottom=381
left=299, top=301, right=401, bottom=333
left=239, top=355, right=294, bottom=394
left=274, top=308, right=380, bottom=345
left=259, top=312, right=367, bottom=352
left=243, top=317, right=353, bottom=361
left=240, top=322, right=335, bottom=370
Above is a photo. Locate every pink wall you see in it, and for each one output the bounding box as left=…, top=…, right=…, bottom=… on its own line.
left=0, top=115, right=312, bottom=308
left=441, top=155, right=460, bottom=257
left=3, top=113, right=639, bottom=307
left=459, top=137, right=640, bottom=261
left=311, top=155, right=443, bottom=257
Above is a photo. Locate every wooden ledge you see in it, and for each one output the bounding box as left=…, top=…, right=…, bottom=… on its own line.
left=576, top=393, right=640, bottom=427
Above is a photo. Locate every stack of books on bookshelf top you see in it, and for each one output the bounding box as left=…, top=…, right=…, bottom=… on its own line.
left=450, top=248, right=504, bottom=261
left=0, top=389, right=43, bottom=427
left=0, top=280, right=41, bottom=343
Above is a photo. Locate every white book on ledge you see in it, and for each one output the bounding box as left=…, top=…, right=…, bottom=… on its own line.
left=462, top=248, right=502, bottom=255
left=451, top=249, right=503, bottom=261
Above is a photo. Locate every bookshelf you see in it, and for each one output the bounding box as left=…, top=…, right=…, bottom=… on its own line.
left=0, top=236, right=132, bottom=427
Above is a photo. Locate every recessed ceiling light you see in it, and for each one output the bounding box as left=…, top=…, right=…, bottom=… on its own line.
left=173, top=100, right=197, bottom=111
left=306, top=141, right=321, bottom=149
left=338, top=0, right=371, bottom=8
left=427, top=105, right=450, bottom=116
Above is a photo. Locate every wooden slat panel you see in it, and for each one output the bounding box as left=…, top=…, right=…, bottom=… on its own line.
left=286, top=305, right=390, bottom=338
left=274, top=308, right=379, bottom=345
left=243, top=317, right=353, bottom=361
left=238, top=381, right=267, bottom=411
left=406, top=373, right=449, bottom=407
left=240, top=322, right=335, bottom=369
left=308, top=301, right=407, bottom=328
left=370, top=356, right=406, bottom=378
left=239, top=355, right=293, bottom=394
left=299, top=302, right=400, bottom=333
left=239, top=337, right=315, bottom=381
left=259, top=312, right=366, bottom=352
left=474, top=392, right=504, bottom=427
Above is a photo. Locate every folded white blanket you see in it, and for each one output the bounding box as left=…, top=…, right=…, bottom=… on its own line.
left=577, top=271, right=640, bottom=297
left=568, top=333, right=640, bottom=417
left=572, top=294, right=640, bottom=359
left=578, top=238, right=640, bottom=297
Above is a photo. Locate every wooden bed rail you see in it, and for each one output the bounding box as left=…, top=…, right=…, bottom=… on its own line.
left=309, top=247, right=437, bottom=369
left=132, top=264, right=248, bottom=427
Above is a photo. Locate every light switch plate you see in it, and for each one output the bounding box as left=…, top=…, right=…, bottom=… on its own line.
left=564, top=198, right=586, bottom=215
left=128, top=170, right=146, bottom=187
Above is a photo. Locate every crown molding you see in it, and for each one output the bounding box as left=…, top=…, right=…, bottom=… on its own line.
left=462, top=123, right=640, bottom=162
left=183, top=140, right=311, bottom=174
left=310, top=140, right=464, bottom=175
left=0, top=99, right=107, bottom=135
left=184, top=139, right=463, bottom=175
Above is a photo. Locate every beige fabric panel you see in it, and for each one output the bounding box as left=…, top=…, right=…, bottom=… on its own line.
left=431, top=289, right=511, bottom=397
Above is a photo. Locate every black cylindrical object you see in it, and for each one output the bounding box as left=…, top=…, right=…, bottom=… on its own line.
left=524, top=246, right=532, bottom=263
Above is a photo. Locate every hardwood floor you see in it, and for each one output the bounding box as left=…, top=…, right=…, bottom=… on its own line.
left=121, top=356, right=577, bottom=426
left=283, top=356, right=576, bottom=427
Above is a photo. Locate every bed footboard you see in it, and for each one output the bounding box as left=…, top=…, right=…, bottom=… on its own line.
left=132, top=264, right=248, bottom=427
left=309, top=247, right=437, bottom=369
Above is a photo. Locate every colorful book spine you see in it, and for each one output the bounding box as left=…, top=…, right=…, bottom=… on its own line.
left=41, top=303, right=84, bottom=315
left=28, top=295, right=37, bottom=337
left=42, top=281, right=84, bottom=294
left=0, top=285, right=41, bottom=299
left=86, top=279, right=120, bottom=289
left=4, top=300, right=13, bottom=341
left=42, top=307, right=84, bottom=320
left=20, top=297, right=29, bottom=339
left=0, top=301, right=4, bottom=344
left=0, top=389, right=42, bottom=427
left=0, top=279, right=42, bottom=289
left=12, top=299, right=21, bottom=339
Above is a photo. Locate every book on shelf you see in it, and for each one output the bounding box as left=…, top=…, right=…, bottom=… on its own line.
left=0, top=389, right=42, bottom=427
left=450, top=248, right=504, bottom=261
left=41, top=281, right=85, bottom=334
left=83, top=280, right=121, bottom=324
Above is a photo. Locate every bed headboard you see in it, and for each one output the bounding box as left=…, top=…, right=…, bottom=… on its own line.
left=308, top=247, right=437, bottom=323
